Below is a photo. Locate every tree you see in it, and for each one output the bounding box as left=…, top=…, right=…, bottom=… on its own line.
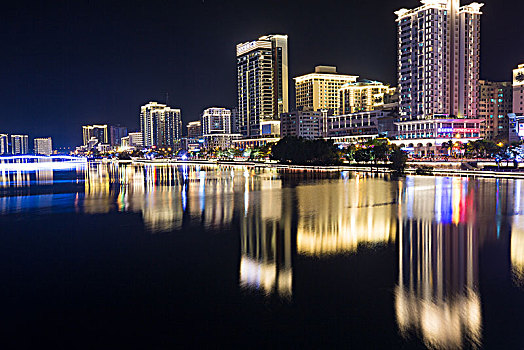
left=271, top=137, right=340, bottom=165
left=390, top=146, right=408, bottom=175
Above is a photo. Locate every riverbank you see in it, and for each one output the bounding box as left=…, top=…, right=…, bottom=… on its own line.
left=127, top=158, right=524, bottom=179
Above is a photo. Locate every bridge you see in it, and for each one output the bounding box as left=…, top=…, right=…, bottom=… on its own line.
left=0, top=155, right=87, bottom=171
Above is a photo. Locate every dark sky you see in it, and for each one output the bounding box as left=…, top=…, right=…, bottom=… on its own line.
left=1, top=0, right=523, bottom=147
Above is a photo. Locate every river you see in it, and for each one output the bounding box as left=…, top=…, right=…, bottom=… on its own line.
left=0, top=163, right=523, bottom=348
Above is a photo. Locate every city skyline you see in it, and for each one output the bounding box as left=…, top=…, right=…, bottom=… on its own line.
left=1, top=0, right=523, bottom=147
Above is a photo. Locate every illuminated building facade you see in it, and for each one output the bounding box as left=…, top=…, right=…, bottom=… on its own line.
left=200, top=107, right=241, bottom=149
left=110, top=125, right=128, bottom=146
left=127, top=132, right=143, bottom=148
left=34, top=137, right=53, bottom=156
left=201, top=108, right=232, bottom=135
left=280, top=110, right=328, bottom=139
left=327, top=110, right=396, bottom=144
left=82, top=125, right=108, bottom=146
left=0, top=134, right=8, bottom=155
left=513, top=64, right=524, bottom=114
left=396, top=0, right=483, bottom=120
left=237, top=34, right=289, bottom=137
left=10, top=135, right=29, bottom=155
left=140, top=102, right=182, bottom=148
left=294, top=66, right=358, bottom=113
left=338, top=81, right=396, bottom=115
left=392, top=117, right=483, bottom=156
left=186, top=121, right=202, bottom=138
left=478, top=80, right=512, bottom=141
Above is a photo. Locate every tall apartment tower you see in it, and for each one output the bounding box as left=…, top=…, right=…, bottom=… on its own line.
left=0, top=134, right=8, bottom=155
left=83, top=125, right=108, bottom=145
left=513, top=64, right=524, bottom=114
left=34, top=137, right=53, bottom=156
left=395, top=0, right=483, bottom=120
left=10, top=135, right=29, bottom=155
left=201, top=108, right=232, bottom=136
left=140, top=102, right=182, bottom=148
left=479, top=80, right=512, bottom=141
left=237, top=34, right=289, bottom=137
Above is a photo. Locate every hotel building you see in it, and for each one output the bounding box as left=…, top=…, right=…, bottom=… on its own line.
left=338, top=81, right=396, bottom=115
left=513, top=64, right=524, bottom=114
left=478, top=80, right=512, bottom=141
left=10, top=135, right=29, bottom=155
left=34, top=137, right=53, bottom=156
left=0, top=134, right=7, bottom=155
left=140, top=102, right=182, bottom=148
left=395, top=0, right=483, bottom=120
left=201, top=107, right=240, bottom=149
left=294, top=66, right=358, bottom=113
left=82, top=125, right=108, bottom=146
left=237, top=34, right=289, bottom=137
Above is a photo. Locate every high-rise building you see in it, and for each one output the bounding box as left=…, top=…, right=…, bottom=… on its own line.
left=0, top=134, right=8, bottom=155
left=200, top=107, right=241, bottom=149
left=83, top=125, right=108, bottom=145
left=513, top=64, right=524, bottom=114
left=201, top=108, right=232, bottom=136
left=186, top=121, right=202, bottom=138
left=395, top=0, right=483, bottom=120
left=237, top=34, right=289, bottom=137
left=10, top=135, right=29, bottom=155
left=294, top=66, right=358, bottom=112
left=140, top=102, right=182, bottom=148
left=338, top=81, right=396, bottom=115
left=110, top=125, right=128, bottom=146
left=34, top=137, right=53, bottom=156
left=478, top=80, right=512, bottom=141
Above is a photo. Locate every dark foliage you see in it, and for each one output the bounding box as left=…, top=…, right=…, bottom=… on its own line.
left=271, top=137, right=341, bottom=165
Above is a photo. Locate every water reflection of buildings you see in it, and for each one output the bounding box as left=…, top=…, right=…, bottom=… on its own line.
left=239, top=175, right=293, bottom=298
left=82, top=164, right=255, bottom=232
left=395, top=177, right=482, bottom=349
left=296, top=176, right=397, bottom=256
left=511, top=180, right=524, bottom=286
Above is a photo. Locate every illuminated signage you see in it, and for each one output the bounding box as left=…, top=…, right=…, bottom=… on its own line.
left=438, top=128, right=478, bottom=133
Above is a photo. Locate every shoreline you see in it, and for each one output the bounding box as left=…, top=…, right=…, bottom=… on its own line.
left=127, top=159, right=524, bottom=179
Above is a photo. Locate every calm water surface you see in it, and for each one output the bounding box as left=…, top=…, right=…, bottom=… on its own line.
left=1, top=163, right=524, bottom=349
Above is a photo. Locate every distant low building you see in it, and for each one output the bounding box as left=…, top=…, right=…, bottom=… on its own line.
left=34, top=137, right=53, bottom=156
left=392, top=117, right=484, bottom=157
left=187, top=121, right=202, bottom=138
left=128, top=132, right=144, bottom=148
left=280, top=110, right=329, bottom=139
left=327, top=110, right=396, bottom=145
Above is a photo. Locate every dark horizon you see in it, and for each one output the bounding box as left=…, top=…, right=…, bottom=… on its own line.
left=1, top=0, right=523, bottom=147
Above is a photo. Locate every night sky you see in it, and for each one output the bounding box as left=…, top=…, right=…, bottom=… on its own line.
left=1, top=0, right=523, bottom=147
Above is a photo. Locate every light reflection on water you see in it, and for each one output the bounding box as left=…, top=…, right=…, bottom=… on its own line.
left=1, top=163, right=524, bottom=348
